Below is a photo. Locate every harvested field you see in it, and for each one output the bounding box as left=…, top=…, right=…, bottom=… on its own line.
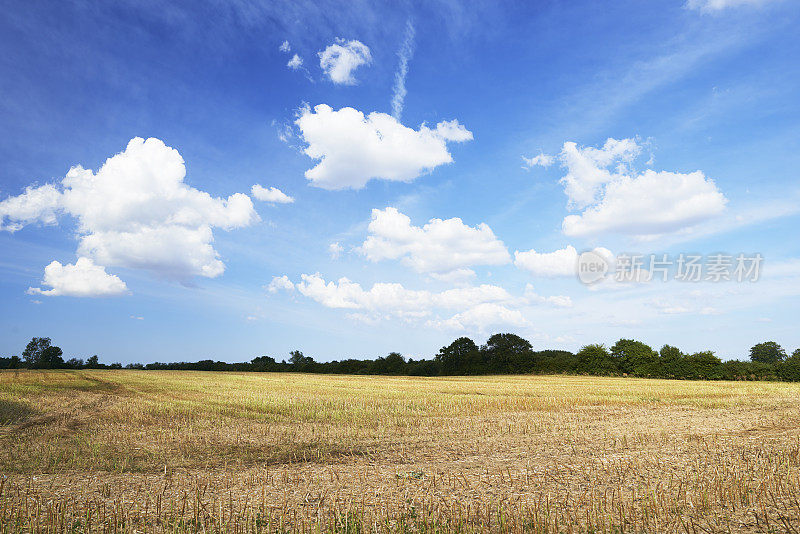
left=2, top=370, right=800, bottom=532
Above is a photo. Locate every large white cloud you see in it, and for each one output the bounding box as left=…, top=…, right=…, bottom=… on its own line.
left=27, top=257, right=128, bottom=297
left=295, top=104, right=472, bottom=190
left=360, top=207, right=510, bottom=277
left=318, top=39, right=371, bottom=85
left=514, top=245, right=613, bottom=277
left=275, top=273, right=568, bottom=331
left=562, top=170, right=727, bottom=239
left=0, top=137, right=259, bottom=285
left=534, top=138, right=727, bottom=240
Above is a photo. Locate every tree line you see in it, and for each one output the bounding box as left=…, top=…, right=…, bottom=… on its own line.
left=3, top=335, right=800, bottom=382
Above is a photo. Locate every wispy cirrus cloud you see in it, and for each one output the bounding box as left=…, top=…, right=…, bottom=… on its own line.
left=391, top=20, right=416, bottom=120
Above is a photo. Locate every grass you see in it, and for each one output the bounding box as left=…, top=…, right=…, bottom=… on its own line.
left=1, top=370, right=800, bottom=531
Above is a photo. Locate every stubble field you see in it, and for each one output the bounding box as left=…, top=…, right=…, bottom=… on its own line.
left=1, top=370, right=800, bottom=532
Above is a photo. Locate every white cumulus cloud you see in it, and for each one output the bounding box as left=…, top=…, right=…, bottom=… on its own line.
left=285, top=273, right=567, bottom=331
left=27, top=257, right=128, bottom=297
left=251, top=184, right=294, bottom=204
left=533, top=138, right=727, bottom=240
left=0, top=137, right=259, bottom=285
left=267, top=275, right=295, bottom=293
left=562, top=169, right=727, bottom=239
left=559, top=138, right=641, bottom=209
left=514, top=245, right=613, bottom=277
left=0, top=183, right=62, bottom=232
left=287, top=54, right=303, bottom=70
left=295, top=104, right=472, bottom=190
left=318, top=39, right=371, bottom=85
left=360, top=207, right=510, bottom=277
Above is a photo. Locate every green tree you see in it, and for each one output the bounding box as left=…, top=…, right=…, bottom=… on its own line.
left=436, top=337, right=479, bottom=375
left=251, top=356, right=276, bottom=371
left=685, top=350, right=722, bottom=379
left=659, top=344, right=685, bottom=378
left=575, top=344, right=618, bottom=375
left=780, top=349, right=800, bottom=381
left=374, top=352, right=406, bottom=374
left=289, top=350, right=315, bottom=371
left=610, top=339, right=658, bottom=375
left=65, top=358, right=84, bottom=369
left=482, top=333, right=533, bottom=373
left=21, top=337, right=64, bottom=369
left=749, top=342, right=786, bottom=364
left=659, top=345, right=683, bottom=361
left=0, top=355, right=22, bottom=369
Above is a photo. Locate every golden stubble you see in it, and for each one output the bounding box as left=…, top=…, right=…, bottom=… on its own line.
left=1, top=370, right=799, bottom=532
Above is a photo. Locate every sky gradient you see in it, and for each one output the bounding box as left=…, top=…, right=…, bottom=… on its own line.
left=1, top=0, right=798, bottom=364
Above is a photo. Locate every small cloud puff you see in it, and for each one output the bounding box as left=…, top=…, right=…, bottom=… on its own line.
left=28, top=257, right=128, bottom=297
left=267, top=275, right=295, bottom=293
left=251, top=185, right=295, bottom=204
left=319, top=39, right=371, bottom=85
left=287, top=54, right=303, bottom=70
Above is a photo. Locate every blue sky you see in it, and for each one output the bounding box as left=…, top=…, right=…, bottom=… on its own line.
left=1, top=0, right=799, bottom=364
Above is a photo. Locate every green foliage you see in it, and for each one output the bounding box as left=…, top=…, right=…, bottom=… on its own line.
left=575, top=344, right=618, bottom=375
left=8, top=336, right=800, bottom=383
left=683, top=351, right=723, bottom=379
left=436, top=337, right=480, bottom=375
left=779, top=350, right=800, bottom=381
left=610, top=339, right=658, bottom=376
left=482, top=333, right=534, bottom=374
left=250, top=356, right=276, bottom=371
left=373, top=352, right=406, bottom=374
left=21, top=338, right=64, bottom=369
left=288, top=350, right=315, bottom=371
left=749, top=341, right=786, bottom=364
left=0, top=355, right=21, bottom=369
